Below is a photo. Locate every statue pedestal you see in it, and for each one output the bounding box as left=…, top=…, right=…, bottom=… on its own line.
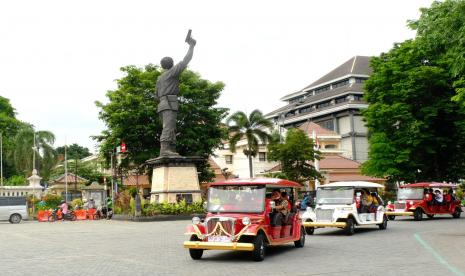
left=146, top=156, right=203, bottom=204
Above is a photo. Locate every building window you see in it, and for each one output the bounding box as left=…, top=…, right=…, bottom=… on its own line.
left=355, top=78, right=365, bottom=83
left=325, top=144, right=337, bottom=149
left=176, top=194, right=193, bottom=204
left=289, top=96, right=304, bottom=104
left=335, top=97, right=347, bottom=104
left=225, top=155, right=233, bottom=164
left=299, top=106, right=312, bottom=114
left=258, top=152, right=266, bottom=162
left=353, top=94, right=364, bottom=101
left=314, top=85, right=330, bottom=94
left=318, top=119, right=334, bottom=131
left=316, top=102, right=330, bottom=109
left=332, top=79, right=349, bottom=89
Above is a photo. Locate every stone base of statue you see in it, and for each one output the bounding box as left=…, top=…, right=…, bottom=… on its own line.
left=146, top=156, right=203, bottom=204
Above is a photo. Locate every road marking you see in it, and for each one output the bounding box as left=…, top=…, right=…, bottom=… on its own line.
left=414, top=233, right=464, bottom=276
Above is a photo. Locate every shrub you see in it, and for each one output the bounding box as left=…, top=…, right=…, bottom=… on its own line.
left=115, top=190, right=132, bottom=214
left=141, top=200, right=205, bottom=216
left=71, top=198, right=83, bottom=209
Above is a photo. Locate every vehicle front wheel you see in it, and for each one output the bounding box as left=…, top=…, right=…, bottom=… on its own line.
left=378, top=215, right=387, bottom=230
left=188, top=235, right=204, bottom=260
left=252, top=233, right=266, bottom=262
left=388, top=215, right=396, bottom=221
left=452, top=208, right=461, bottom=218
left=294, top=227, right=305, bottom=248
left=9, top=214, right=22, bottom=224
left=344, top=218, right=355, bottom=236
left=413, top=208, right=423, bottom=221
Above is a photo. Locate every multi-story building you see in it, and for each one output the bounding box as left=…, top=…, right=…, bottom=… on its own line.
left=266, top=56, right=372, bottom=162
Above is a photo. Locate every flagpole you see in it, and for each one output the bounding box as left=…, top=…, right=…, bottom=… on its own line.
left=65, top=137, right=68, bottom=202
left=312, top=130, right=320, bottom=190
left=1, top=132, right=3, bottom=187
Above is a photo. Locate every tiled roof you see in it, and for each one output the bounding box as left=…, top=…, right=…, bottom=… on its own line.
left=302, top=56, right=372, bottom=91
left=298, top=122, right=337, bottom=136
left=124, top=175, right=150, bottom=186
left=328, top=173, right=384, bottom=182
left=319, top=155, right=361, bottom=169
left=52, top=173, right=89, bottom=184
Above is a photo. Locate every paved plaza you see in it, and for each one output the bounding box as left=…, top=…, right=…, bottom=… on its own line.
left=0, top=214, right=464, bottom=276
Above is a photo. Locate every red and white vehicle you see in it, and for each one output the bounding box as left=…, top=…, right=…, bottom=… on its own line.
left=183, top=178, right=305, bottom=261
left=386, top=182, right=462, bottom=221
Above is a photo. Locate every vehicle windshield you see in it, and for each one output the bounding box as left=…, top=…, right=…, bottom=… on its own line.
left=316, top=187, right=354, bottom=204
left=398, top=188, right=424, bottom=200
left=207, top=185, right=265, bottom=213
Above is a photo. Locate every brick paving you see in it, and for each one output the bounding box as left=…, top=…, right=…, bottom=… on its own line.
left=0, top=215, right=463, bottom=276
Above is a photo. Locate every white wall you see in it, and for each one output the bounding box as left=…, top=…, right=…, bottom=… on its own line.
left=338, top=116, right=351, bottom=134
left=353, top=115, right=367, bottom=133
left=355, top=137, right=369, bottom=162
left=341, top=137, right=353, bottom=160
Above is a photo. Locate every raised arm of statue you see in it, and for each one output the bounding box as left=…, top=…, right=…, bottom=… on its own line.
left=170, top=38, right=196, bottom=77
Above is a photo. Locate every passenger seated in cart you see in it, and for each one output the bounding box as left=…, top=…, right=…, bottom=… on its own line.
left=370, top=192, right=379, bottom=212
left=271, top=189, right=289, bottom=226
left=434, top=190, right=444, bottom=206
left=360, top=190, right=373, bottom=213
left=281, top=191, right=292, bottom=210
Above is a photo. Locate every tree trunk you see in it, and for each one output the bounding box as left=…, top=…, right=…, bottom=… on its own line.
left=248, top=154, right=253, bottom=178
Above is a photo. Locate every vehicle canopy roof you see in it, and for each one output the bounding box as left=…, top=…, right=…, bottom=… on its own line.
left=208, top=178, right=302, bottom=188
left=399, top=182, right=457, bottom=189
left=319, top=181, right=384, bottom=189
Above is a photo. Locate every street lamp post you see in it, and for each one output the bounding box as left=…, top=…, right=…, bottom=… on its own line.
left=1, top=132, right=3, bottom=187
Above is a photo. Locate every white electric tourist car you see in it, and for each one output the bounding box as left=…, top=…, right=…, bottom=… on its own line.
left=301, top=181, right=387, bottom=235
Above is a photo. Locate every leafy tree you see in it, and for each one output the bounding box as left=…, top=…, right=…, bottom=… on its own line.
left=0, top=95, right=23, bottom=179
left=5, top=175, right=27, bottom=186
left=362, top=39, right=465, bottom=182
left=50, top=160, right=106, bottom=185
left=56, top=143, right=92, bottom=160
left=226, top=110, right=273, bottom=178
left=95, top=65, right=228, bottom=182
left=408, top=0, right=465, bottom=105
left=9, top=125, right=57, bottom=180
left=267, top=128, right=321, bottom=184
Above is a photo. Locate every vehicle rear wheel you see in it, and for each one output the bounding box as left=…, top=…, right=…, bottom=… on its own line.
left=252, top=233, right=266, bottom=262
left=378, top=215, right=387, bottom=230
left=9, top=214, right=21, bottom=224
left=387, top=215, right=396, bottom=221
left=188, top=235, right=204, bottom=260
left=426, top=214, right=434, bottom=219
left=452, top=208, right=461, bottom=218
left=413, top=208, right=423, bottom=221
left=305, top=226, right=314, bottom=235
left=294, top=227, right=305, bottom=248
left=344, top=218, right=355, bottom=236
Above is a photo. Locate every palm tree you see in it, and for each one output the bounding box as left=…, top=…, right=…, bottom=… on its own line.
left=226, top=110, right=273, bottom=178
left=9, top=124, right=57, bottom=180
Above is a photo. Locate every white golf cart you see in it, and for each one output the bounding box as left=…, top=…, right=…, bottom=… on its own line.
left=301, top=181, right=387, bottom=235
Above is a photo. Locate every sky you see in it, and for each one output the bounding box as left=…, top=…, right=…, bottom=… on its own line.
left=0, top=0, right=435, bottom=152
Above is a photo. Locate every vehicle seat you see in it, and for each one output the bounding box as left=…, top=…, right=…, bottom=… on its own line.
left=270, top=212, right=283, bottom=226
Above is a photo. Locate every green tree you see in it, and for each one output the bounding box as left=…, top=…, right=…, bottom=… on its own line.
left=9, top=125, right=57, bottom=180
left=407, top=0, right=465, bottom=105
left=56, top=143, right=92, bottom=160
left=226, top=110, right=273, bottom=178
left=362, top=39, right=465, bottom=182
left=0, top=96, right=23, bottom=179
left=94, top=64, right=228, bottom=182
left=267, top=128, right=321, bottom=184
left=50, top=160, right=105, bottom=184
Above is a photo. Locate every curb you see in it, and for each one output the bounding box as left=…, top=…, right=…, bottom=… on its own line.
left=112, top=213, right=206, bottom=222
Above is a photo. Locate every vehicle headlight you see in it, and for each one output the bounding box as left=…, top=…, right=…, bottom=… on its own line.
left=306, top=207, right=313, bottom=212
left=409, top=201, right=414, bottom=205
left=192, top=216, right=201, bottom=225
left=242, top=217, right=251, bottom=225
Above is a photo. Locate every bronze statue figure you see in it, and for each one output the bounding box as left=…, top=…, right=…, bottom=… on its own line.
left=156, top=30, right=196, bottom=156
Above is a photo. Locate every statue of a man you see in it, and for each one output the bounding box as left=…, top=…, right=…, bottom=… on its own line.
left=156, top=32, right=196, bottom=156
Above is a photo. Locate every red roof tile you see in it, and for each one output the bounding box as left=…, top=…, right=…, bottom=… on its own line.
left=298, top=122, right=338, bottom=136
